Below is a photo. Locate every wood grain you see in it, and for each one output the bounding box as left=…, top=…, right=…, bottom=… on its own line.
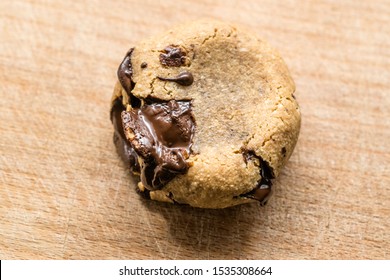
left=1, top=0, right=389, bottom=259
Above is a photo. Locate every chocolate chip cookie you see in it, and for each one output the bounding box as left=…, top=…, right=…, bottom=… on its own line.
left=110, top=20, right=301, bottom=208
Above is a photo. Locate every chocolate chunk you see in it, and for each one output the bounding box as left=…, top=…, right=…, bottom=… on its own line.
left=110, top=98, right=139, bottom=172
left=238, top=150, right=274, bottom=206
left=122, top=100, right=195, bottom=190
left=157, top=71, right=194, bottom=86
left=281, top=147, right=287, bottom=157
left=117, top=48, right=135, bottom=94
left=140, top=62, right=148, bottom=68
left=159, top=45, right=188, bottom=67
left=116, top=49, right=143, bottom=109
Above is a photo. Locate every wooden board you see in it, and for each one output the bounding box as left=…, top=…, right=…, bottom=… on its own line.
left=1, top=0, right=390, bottom=259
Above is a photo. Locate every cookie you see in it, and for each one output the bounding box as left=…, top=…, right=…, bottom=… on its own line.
left=110, top=20, right=301, bottom=208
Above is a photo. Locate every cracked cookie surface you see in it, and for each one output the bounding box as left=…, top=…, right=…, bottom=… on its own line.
left=110, top=20, right=301, bottom=208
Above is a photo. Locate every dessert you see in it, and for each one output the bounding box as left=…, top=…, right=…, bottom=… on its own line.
left=110, top=20, right=301, bottom=208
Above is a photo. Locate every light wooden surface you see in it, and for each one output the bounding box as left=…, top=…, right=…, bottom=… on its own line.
left=1, top=0, right=390, bottom=259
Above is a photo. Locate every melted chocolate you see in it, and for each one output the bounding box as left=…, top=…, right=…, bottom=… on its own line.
left=159, top=45, right=188, bottom=67
left=158, top=71, right=194, bottom=86
left=110, top=98, right=139, bottom=172
left=118, top=48, right=135, bottom=94
left=239, top=150, right=274, bottom=206
left=122, top=100, right=195, bottom=190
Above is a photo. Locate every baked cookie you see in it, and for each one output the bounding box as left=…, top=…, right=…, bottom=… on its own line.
left=110, top=20, right=301, bottom=208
